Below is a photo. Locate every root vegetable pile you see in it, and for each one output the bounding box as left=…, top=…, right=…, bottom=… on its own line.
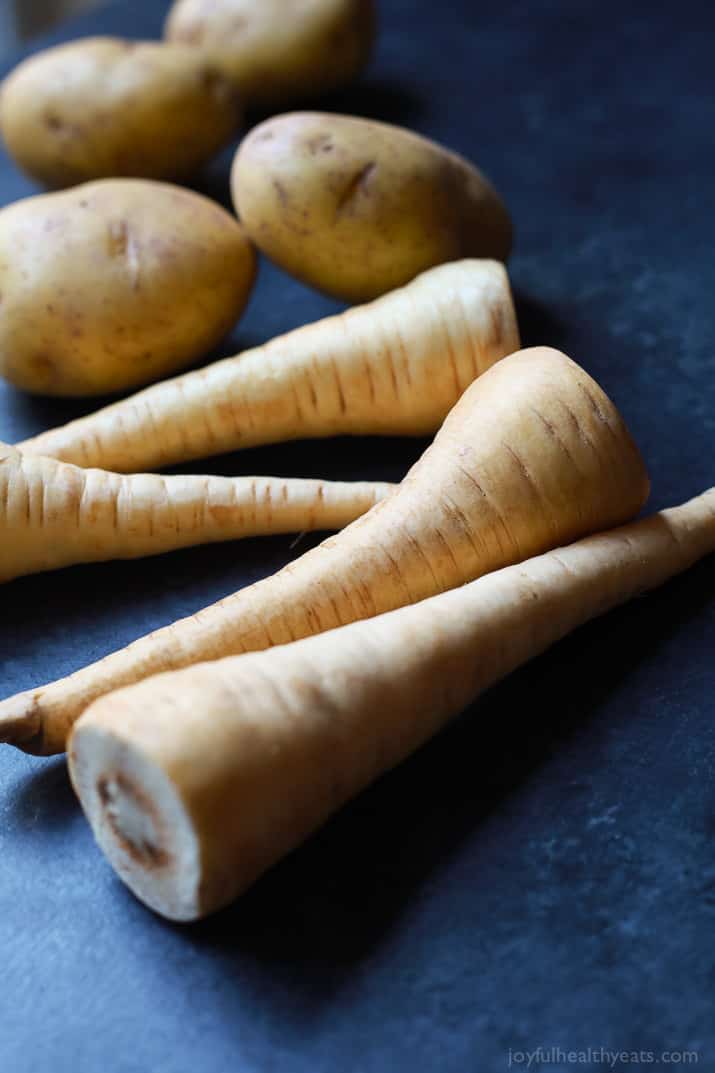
left=0, top=347, right=649, bottom=756
left=0, top=3, right=711, bottom=932
left=18, top=259, right=518, bottom=472
left=70, top=488, right=715, bottom=920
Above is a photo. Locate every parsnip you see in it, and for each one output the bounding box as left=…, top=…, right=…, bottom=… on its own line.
left=69, top=489, right=715, bottom=921
left=17, top=259, right=518, bottom=473
left=0, top=348, right=649, bottom=756
left=0, top=443, right=393, bottom=582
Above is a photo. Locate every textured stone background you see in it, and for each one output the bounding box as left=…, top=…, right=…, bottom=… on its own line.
left=1, top=2, right=714, bottom=1071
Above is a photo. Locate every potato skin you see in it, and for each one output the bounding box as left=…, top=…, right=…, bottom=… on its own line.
left=0, top=180, right=257, bottom=397
left=231, top=112, right=512, bottom=303
left=0, top=38, right=242, bottom=188
left=165, top=0, right=376, bottom=108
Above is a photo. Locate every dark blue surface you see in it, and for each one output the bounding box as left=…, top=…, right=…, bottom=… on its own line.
left=1, top=2, right=715, bottom=1071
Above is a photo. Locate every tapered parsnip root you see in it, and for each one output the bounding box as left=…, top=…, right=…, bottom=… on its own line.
left=17, top=260, right=519, bottom=472
left=69, top=489, right=715, bottom=921
left=0, top=443, right=393, bottom=582
left=0, top=348, right=649, bottom=755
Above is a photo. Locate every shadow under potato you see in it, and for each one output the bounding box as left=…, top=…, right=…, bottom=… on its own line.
left=286, top=79, right=428, bottom=128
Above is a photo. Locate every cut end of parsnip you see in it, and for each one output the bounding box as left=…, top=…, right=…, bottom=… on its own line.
left=69, top=724, right=202, bottom=923
left=0, top=692, right=43, bottom=752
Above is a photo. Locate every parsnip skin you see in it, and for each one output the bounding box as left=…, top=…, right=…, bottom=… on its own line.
left=0, top=444, right=393, bottom=583
left=0, top=348, right=649, bottom=756
left=17, top=260, right=519, bottom=472
left=69, top=489, right=715, bottom=921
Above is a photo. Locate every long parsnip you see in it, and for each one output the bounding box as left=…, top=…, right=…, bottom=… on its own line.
left=17, top=259, right=518, bottom=472
left=69, top=488, right=715, bottom=921
left=0, top=348, right=649, bottom=755
left=0, top=444, right=393, bottom=582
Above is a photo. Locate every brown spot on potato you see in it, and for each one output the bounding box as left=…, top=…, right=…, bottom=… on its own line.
left=44, top=111, right=63, bottom=132
left=107, top=219, right=129, bottom=257
left=272, top=179, right=289, bottom=206
left=335, top=161, right=377, bottom=216
left=199, top=66, right=238, bottom=110
left=106, top=220, right=142, bottom=290
left=307, top=133, right=335, bottom=155
left=30, top=354, right=57, bottom=381
left=200, top=66, right=219, bottom=90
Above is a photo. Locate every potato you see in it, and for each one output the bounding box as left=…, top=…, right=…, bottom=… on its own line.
left=231, top=112, right=512, bottom=303
left=164, top=0, right=376, bottom=108
left=0, top=180, right=256, bottom=397
left=0, top=38, right=242, bottom=188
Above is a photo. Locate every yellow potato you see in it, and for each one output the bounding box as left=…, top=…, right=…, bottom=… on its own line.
left=0, top=180, right=256, bottom=397
left=0, top=37, right=242, bottom=188
left=164, top=0, right=376, bottom=108
left=231, top=112, right=512, bottom=303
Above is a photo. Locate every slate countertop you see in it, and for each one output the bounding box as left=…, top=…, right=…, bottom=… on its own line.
left=1, top=2, right=714, bottom=1071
